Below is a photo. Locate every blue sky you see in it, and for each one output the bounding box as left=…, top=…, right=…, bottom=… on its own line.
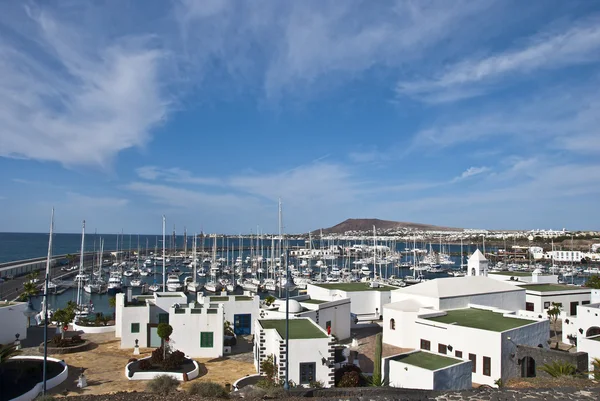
left=1, top=0, right=599, bottom=234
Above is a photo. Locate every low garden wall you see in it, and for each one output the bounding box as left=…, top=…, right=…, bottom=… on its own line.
left=38, top=339, right=95, bottom=354
left=72, top=322, right=116, bottom=334
left=125, top=356, right=200, bottom=381
left=232, top=373, right=262, bottom=390
left=9, top=356, right=68, bottom=401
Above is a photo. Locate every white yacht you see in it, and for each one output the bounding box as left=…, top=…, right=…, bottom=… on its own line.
left=108, top=273, right=122, bottom=292
left=360, top=265, right=371, bottom=276
left=204, top=280, right=221, bottom=293
left=166, top=274, right=182, bottom=292
left=130, top=278, right=142, bottom=287
left=148, top=283, right=161, bottom=292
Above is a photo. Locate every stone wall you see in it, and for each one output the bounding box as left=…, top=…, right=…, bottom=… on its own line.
left=513, top=345, right=588, bottom=378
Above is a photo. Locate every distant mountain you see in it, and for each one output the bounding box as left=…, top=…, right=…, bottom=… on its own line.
left=313, top=218, right=463, bottom=234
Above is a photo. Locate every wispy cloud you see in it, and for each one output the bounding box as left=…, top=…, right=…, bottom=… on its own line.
left=135, top=166, right=219, bottom=186
left=454, top=166, right=490, bottom=181
left=397, top=19, right=600, bottom=102
left=0, top=3, right=170, bottom=168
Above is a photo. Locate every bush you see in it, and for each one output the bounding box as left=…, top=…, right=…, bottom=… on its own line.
left=334, top=364, right=363, bottom=386
left=34, top=395, right=54, bottom=401
left=146, top=374, right=179, bottom=395
left=71, top=335, right=83, bottom=344
left=151, top=346, right=165, bottom=365
left=49, top=335, right=63, bottom=346
left=338, top=371, right=360, bottom=387
left=139, top=359, right=152, bottom=371
left=309, top=380, right=324, bottom=388
left=161, top=350, right=186, bottom=370
left=187, top=381, right=229, bottom=398
left=539, top=360, right=578, bottom=377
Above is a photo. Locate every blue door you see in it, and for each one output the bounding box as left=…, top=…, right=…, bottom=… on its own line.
left=234, top=314, right=251, bottom=335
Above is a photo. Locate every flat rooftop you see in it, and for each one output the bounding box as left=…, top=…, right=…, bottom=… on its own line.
left=312, top=282, right=397, bottom=292
left=301, top=299, right=327, bottom=304
left=490, top=271, right=531, bottom=277
left=390, top=351, right=462, bottom=371
left=518, top=284, right=588, bottom=292
left=259, top=319, right=328, bottom=339
left=590, top=335, right=600, bottom=342
left=425, top=308, right=536, bottom=332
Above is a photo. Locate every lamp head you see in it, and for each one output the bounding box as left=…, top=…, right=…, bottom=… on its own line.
left=23, top=298, right=38, bottom=318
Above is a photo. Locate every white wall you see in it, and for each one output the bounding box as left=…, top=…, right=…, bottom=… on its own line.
left=572, top=303, right=600, bottom=340
left=169, top=304, right=224, bottom=358
left=500, top=321, right=550, bottom=383
left=119, top=302, right=150, bottom=348
left=0, top=302, right=27, bottom=344
left=306, top=284, right=394, bottom=316
left=525, top=290, right=591, bottom=317
left=440, top=291, right=525, bottom=312
left=199, top=294, right=260, bottom=334
left=592, top=289, right=600, bottom=304
left=386, top=354, right=435, bottom=389
left=578, top=335, right=600, bottom=378
left=255, top=318, right=334, bottom=387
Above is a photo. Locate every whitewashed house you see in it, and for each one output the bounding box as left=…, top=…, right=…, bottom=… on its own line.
left=306, top=282, right=399, bottom=321
left=488, top=269, right=559, bottom=285
left=519, top=283, right=591, bottom=317
left=0, top=301, right=27, bottom=344
left=254, top=318, right=334, bottom=387
left=259, top=295, right=351, bottom=340
left=561, top=300, right=600, bottom=377
left=383, top=252, right=549, bottom=387
left=115, top=291, right=224, bottom=358
left=383, top=350, right=472, bottom=390
left=197, top=293, right=260, bottom=335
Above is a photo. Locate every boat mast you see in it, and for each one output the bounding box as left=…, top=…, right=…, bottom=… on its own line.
left=76, top=220, right=86, bottom=308
left=162, top=215, right=166, bottom=291
left=193, top=233, right=197, bottom=285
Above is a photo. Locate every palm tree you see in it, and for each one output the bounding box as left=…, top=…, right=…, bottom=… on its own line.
left=0, top=344, right=21, bottom=365
left=65, top=254, right=76, bottom=268
left=26, top=271, right=39, bottom=283
left=18, top=282, right=38, bottom=302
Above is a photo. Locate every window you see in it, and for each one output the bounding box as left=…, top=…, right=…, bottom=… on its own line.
left=570, top=301, right=579, bottom=316
left=299, top=362, right=316, bottom=384
left=420, top=339, right=431, bottom=351
left=469, top=353, right=477, bottom=373
left=200, top=332, right=214, bottom=348
left=131, top=323, right=140, bottom=333
left=389, top=318, right=395, bottom=330
left=158, top=313, right=169, bottom=324
left=483, top=356, right=491, bottom=376
left=526, top=302, right=534, bottom=312
left=326, top=321, right=332, bottom=329
left=455, top=350, right=463, bottom=358
left=583, top=301, right=591, bottom=305
left=438, top=344, right=447, bottom=355
left=544, top=302, right=550, bottom=309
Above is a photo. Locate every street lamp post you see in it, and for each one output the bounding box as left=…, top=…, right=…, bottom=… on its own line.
left=282, top=249, right=296, bottom=390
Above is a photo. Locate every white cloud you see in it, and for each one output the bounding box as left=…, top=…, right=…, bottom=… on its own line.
left=0, top=4, right=169, bottom=168
left=135, top=166, right=219, bottom=185
left=397, top=19, right=600, bottom=102
left=457, top=166, right=490, bottom=180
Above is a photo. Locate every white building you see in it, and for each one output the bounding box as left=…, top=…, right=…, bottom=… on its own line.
left=0, top=301, right=27, bottom=344
left=115, top=291, right=223, bottom=358
left=561, top=301, right=600, bottom=377
left=488, top=269, right=559, bottom=285
left=254, top=318, right=334, bottom=387
left=197, top=293, right=260, bottom=335
left=518, top=283, right=591, bottom=317
left=383, top=254, right=549, bottom=387
left=306, top=282, right=399, bottom=320
left=466, top=249, right=488, bottom=277
left=383, top=350, right=472, bottom=390
left=259, top=295, right=351, bottom=340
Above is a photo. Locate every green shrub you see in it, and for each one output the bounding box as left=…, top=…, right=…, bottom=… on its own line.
left=334, top=365, right=363, bottom=386
left=309, top=380, right=324, bottom=388
left=187, top=381, right=229, bottom=398
left=138, top=359, right=152, bottom=371
left=150, top=346, right=165, bottom=365
left=146, top=374, right=179, bottom=395
left=161, top=350, right=186, bottom=370
left=338, top=371, right=360, bottom=387
left=539, top=360, right=578, bottom=377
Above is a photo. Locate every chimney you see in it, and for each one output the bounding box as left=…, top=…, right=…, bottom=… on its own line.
left=127, top=286, right=133, bottom=303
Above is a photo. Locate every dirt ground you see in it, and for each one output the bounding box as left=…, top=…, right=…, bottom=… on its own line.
left=22, top=331, right=255, bottom=397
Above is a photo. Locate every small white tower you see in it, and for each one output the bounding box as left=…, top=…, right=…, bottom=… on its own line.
left=467, top=249, right=488, bottom=277
left=532, top=268, right=542, bottom=283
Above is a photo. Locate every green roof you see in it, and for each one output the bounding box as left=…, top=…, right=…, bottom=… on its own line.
left=391, top=351, right=462, bottom=371
left=301, top=299, right=327, bottom=304
left=519, top=284, right=586, bottom=292
left=589, top=335, right=600, bottom=342
left=425, top=308, right=536, bottom=332
left=209, top=296, right=230, bottom=301
left=312, top=283, right=397, bottom=292
left=490, top=271, right=531, bottom=277
left=235, top=296, right=253, bottom=301
left=259, top=319, right=328, bottom=339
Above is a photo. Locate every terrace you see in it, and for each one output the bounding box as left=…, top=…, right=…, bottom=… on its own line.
left=424, top=308, right=536, bottom=332
left=519, top=284, right=586, bottom=292
left=489, top=271, right=532, bottom=277
left=258, top=319, right=328, bottom=339
left=312, top=282, right=397, bottom=292
left=390, top=351, right=462, bottom=371
left=300, top=299, right=327, bottom=304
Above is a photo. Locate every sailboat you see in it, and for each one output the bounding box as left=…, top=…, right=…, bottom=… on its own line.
left=204, top=234, right=222, bottom=293
left=75, top=221, right=94, bottom=319
left=187, top=234, right=203, bottom=292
